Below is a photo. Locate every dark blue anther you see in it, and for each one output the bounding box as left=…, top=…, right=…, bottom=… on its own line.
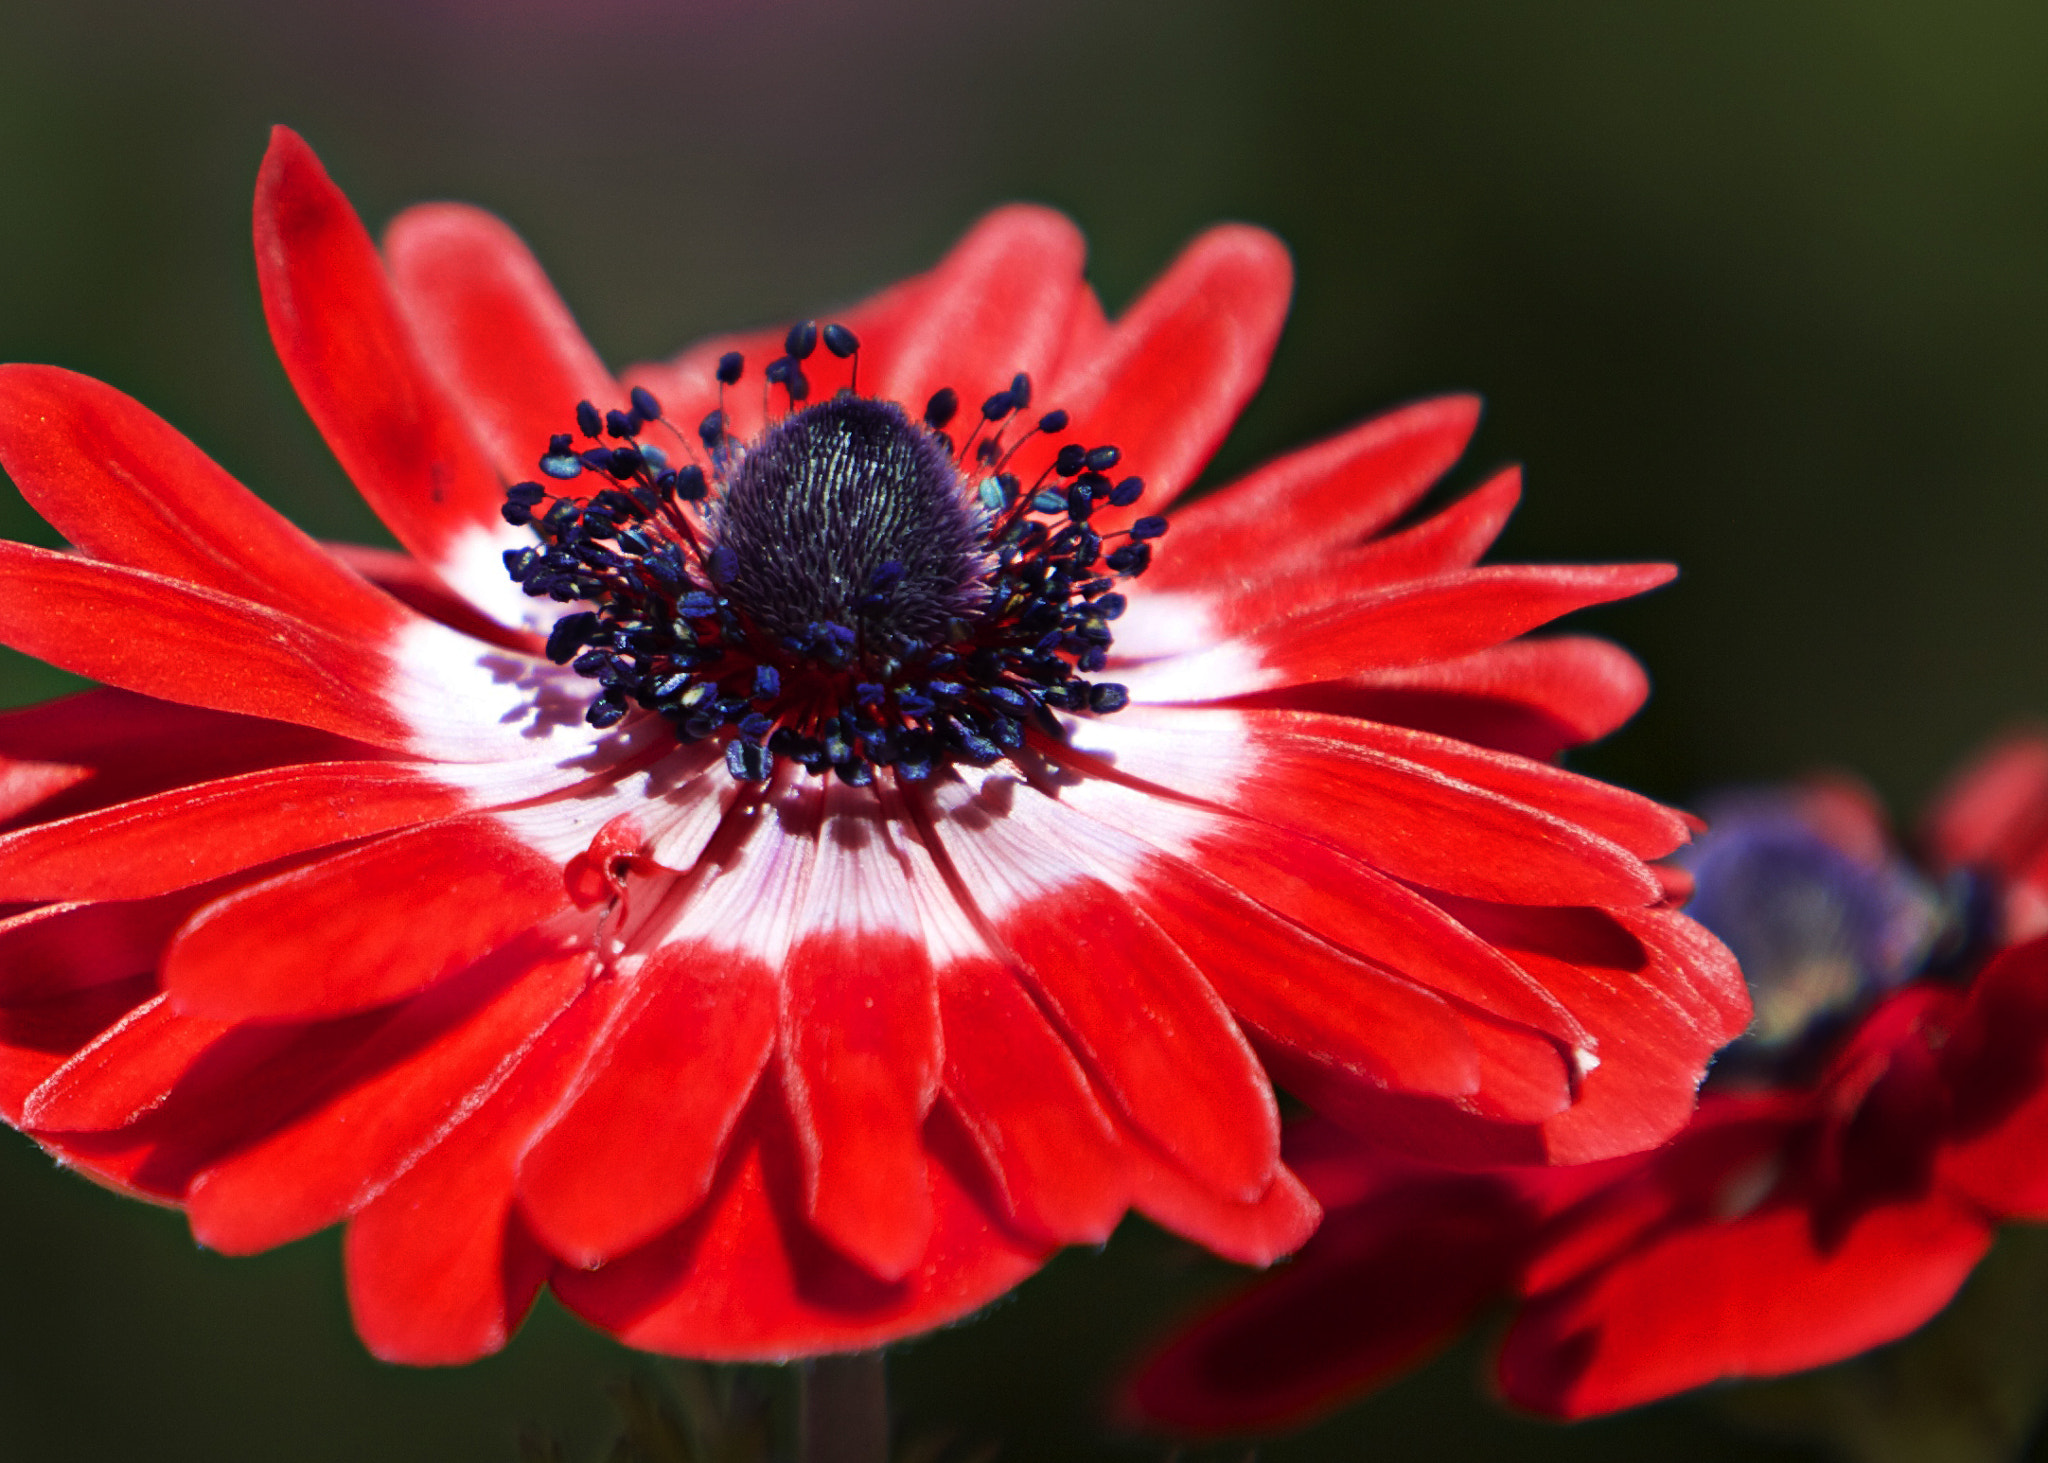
left=822, top=323, right=859, bottom=358
left=506, top=482, right=546, bottom=506
left=1054, top=443, right=1088, bottom=477
left=707, top=544, right=739, bottom=584
left=673, top=464, right=708, bottom=501
left=981, top=390, right=1015, bottom=421
left=651, top=671, right=690, bottom=699
left=1037, top=409, right=1069, bottom=434
left=726, top=739, right=773, bottom=782
left=576, top=401, right=603, bottom=438
left=1106, top=541, right=1151, bottom=575
left=677, top=591, right=718, bottom=618
left=699, top=410, right=727, bottom=447
left=1066, top=482, right=1095, bottom=519
left=541, top=453, right=583, bottom=480
left=1032, top=489, right=1065, bottom=513
left=545, top=612, right=601, bottom=664
left=764, top=356, right=794, bottom=384
left=1076, top=646, right=1108, bottom=672
left=607, top=446, right=644, bottom=476
left=1088, top=683, right=1129, bottom=714
left=587, top=694, right=629, bottom=729
left=1085, top=445, right=1121, bottom=471
left=784, top=367, right=811, bottom=403
left=1096, top=592, right=1127, bottom=620
left=753, top=664, right=781, bottom=700
left=1108, top=476, right=1144, bottom=507
left=630, top=386, right=662, bottom=421
left=500, top=502, right=532, bottom=526
left=606, top=408, right=640, bottom=439
left=738, top=712, right=774, bottom=742
left=716, top=352, right=745, bottom=385
left=548, top=433, right=576, bottom=456
left=924, top=388, right=959, bottom=430
left=785, top=320, right=819, bottom=360
left=1130, top=516, right=1168, bottom=541
left=579, top=448, right=615, bottom=473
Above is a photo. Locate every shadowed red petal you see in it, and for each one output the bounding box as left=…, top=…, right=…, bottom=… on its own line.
left=164, top=816, right=573, bottom=1020
left=1129, top=1169, right=1527, bottom=1433
left=0, top=978, right=154, bottom=1123
left=1935, top=937, right=2048, bottom=1217
left=550, top=1099, right=1048, bottom=1361
left=183, top=942, right=589, bottom=1254
left=253, top=128, right=520, bottom=620
left=384, top=204, right=620, bottom=489
left=1140, top=395, right=1483, bottom=590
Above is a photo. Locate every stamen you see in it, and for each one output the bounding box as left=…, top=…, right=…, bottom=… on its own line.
left=505, top=335, right=1164, bottom=784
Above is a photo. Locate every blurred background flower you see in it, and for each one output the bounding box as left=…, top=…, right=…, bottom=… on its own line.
left=5, top=1, right=2048, bottom=1460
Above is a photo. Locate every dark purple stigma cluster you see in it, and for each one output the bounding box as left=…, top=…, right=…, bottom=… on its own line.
left=499, top=320, right=1165, bottom=785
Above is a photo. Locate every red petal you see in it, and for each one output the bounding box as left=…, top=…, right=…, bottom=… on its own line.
left=0, top=761, right=468, bottom=902
left=1122, top=564, right=1676, bottom=703
left=0, top=689, right=380, bottom=833
left=0, top=366, right=407, bottom=639
left=1132, top=858, right=1481, bottom=1099
left=0, top=894, right=199, bottom=1002
left=183, top=943, right=588, bottom=1254
left=22, top=993, right=235, bottom=1132
left=934, top=955, right=1128, bottom=1245
left=383, top=203, right=619, bottom=488
left=550, top=1099, right=1048, bottom=1361
left=164, top=816, right=572, bottom=1020
left=1125, top=1146, right=1319, bottom=1267
left=1288, top=635, right=1652, bottom=760
left=1037, top=224, right=1292, bottom=527
left=1309, top=716, right=1692, bottom=861
left=1922, top=729, right=2048, bottom=898
left=515, top=944, right=779, bottom=1267
left=921, top=772, right=1279, bottom=1202
left=253, top=129, right=517, bottom=615
left=1075, top=706, right=1660, bottom=908
left=1501, top=1186, right=1993, bottom=1417
left=1447, top=900, right=1746, bottom=1163
left=0, top=977, right=153, bottom=1123
left=779, top=785, right=942, bottom=1281
left=1129, top=1168, right=1526, bottom=1433
left=1936, top=937, right=2048, bottom=1216
left=0, top=544, right=423, bottom=749
left=1140, top=395, right=1482, bottom=591
left=343, top=984, right=615, bottom=1363
left=1340, top=467, right=1522, bottom=585
left=867, top=204, right=1088, bottom=418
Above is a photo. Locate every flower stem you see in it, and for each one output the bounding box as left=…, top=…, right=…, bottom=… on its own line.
left=798, top=1353, right=888, bottom=1463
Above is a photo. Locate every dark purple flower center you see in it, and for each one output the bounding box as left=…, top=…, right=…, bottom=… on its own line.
left=1682, top=795, right=1945, bottom=1083
left=499, top=321, right=1165, bottom=786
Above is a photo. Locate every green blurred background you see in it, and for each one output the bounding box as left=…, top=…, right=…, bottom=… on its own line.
left=2, top=0, right=2046, bottom=1457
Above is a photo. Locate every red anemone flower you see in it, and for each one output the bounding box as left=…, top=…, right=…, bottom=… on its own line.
left=1132, top=742, right=2048, bottom=1428
left=0, top=127, right=1741, bottom=1364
